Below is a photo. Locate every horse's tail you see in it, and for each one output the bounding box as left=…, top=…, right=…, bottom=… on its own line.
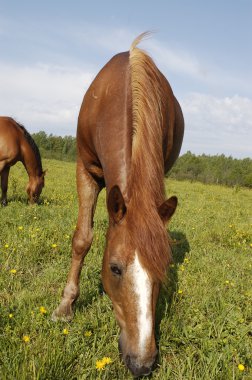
left=129, top=32, right=165, bottom=205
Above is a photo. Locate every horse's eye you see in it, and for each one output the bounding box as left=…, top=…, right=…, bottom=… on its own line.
left=110, top=264, right=122, bottom=276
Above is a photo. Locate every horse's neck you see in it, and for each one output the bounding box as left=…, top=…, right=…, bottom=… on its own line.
left=21, top=140, right=41, bottom=178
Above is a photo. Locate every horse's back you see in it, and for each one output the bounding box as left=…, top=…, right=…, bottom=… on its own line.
left=0, top=117, right=21, bottom=166
left=77, top=48, right=184, bottom=193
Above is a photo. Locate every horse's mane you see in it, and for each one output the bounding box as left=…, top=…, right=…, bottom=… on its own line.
left=16, top=122, right=43, bottom=175
left=128, top=33, right=172, bottom=282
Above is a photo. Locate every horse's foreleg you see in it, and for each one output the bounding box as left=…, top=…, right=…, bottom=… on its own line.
left=1, top=166, right=10, bottom=207
left=52, top=160, right=100, bottom=321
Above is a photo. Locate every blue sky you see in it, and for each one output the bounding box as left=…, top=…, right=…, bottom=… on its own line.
left=0, top=0, right=251, bottom=157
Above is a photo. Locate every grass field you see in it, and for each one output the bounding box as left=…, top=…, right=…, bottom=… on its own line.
left=0, top=159, right=251, bottom=380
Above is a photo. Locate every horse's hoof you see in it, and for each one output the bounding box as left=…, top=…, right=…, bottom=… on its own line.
left=51, top=304, right=74, bottom=322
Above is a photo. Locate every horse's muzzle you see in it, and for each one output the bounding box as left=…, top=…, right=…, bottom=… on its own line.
left=125, top=354, right=155, bottom=377
left=119, top=339, right=157, bottom=377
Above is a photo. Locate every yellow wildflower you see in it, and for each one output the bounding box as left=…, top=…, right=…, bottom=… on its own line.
left=84, top=330, right=92, bottom=337
left=23, top=335, right=30, bottom=343
left=10, top=269, right=17, bottom=274
left=39, top=306, right=47, bottom=315
left=96, top=360, right=105, bottom=370
left=179, top=265, right=185, bottom=271
left=63, top=328, right=69, bottom=335
left=18, top=226, right=23, bottom=230
left=178, top=290, right=183, bottom=294
left=225, top=280, right=229, bottom=284
left=96, top=357, right=112, bottom=370
left=184, top=258, right=189, bottom=263
left=102, top=357, right=112, bottom=365
left=5, top=244, right=9, bottom=248
left=51, top=244, right=57, bottom=248
left=9, top=313, right=13, bottom=318
left=238, top=364, right=245, bottom=371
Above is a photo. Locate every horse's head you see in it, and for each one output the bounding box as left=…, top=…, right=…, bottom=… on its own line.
left=102, top=185, right=177, bottom=377
left=26, top=171, right=46, bottom=204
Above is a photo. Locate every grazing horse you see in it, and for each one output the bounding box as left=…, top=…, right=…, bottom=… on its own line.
left=0, top=117, right=45, bottom=205
left=52, top=33, right=184, bottom=377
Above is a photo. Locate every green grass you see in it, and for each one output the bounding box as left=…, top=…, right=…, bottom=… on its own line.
left=0, top=159, right=251, bottom=379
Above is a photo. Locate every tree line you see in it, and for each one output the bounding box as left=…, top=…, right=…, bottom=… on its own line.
left=168, top=151, right=252, bottom=188
left=32, top=131, right=76, bottom=161
left=32, top=132, right=252, bottom=188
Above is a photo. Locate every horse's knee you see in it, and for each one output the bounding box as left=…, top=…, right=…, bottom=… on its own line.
left=72, top=231, right=93, bottom=256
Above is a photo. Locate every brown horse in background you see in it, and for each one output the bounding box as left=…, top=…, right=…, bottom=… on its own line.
left=0, top=117, right=45, bottom=205
left=53, top=33, right=184, bottom=377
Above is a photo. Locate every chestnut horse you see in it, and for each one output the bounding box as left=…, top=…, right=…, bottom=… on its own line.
left=0, top=117, right=45, bottom=205
left=52, top=33, right=184, bottom=376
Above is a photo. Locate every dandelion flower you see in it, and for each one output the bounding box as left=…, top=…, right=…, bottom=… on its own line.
left=178, top=289, right=183, bottom=294
left=23, top=335, right=30, bottom=343
left=238, top=364, right=245, bottom=371
left=96, top=360, right=105, bottom=370
left=96, top=357, right=112, bottom=370
left=51, top=243, right=57, bottom=248
left=18, top=226, right=23, bottom=230
left=102, top=357, right=112, bottom=365
left=39, top=306, right=47, bottom=315
left=63, top=328, right=69, bottom=335
left=9, top=313, right=13, bottom=318
left=9, top=269, right=17, bottom=274
left=84, top=330, right=92, bottom=337
left=225, top=280, right=230, bottom=284
left=4, top=244, right=9, bottom=248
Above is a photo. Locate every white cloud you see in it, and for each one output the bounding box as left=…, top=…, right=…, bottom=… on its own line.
left=0, top=62, right=94, bottom=135
left=181, top=93, right=252, bottom=157
left=145, top=39, right=205, bottom=79
left=0, top=58, right=251, bottom=158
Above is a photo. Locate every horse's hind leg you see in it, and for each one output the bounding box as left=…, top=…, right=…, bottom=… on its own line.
left=52, top=159, right=100, bottom=321
left=1, top=166, right=10, bottom=207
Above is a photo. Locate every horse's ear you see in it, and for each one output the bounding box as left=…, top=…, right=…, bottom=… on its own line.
left=158, top=196, right=178, bottom=224
left=107, top=185, right=127, bottom=224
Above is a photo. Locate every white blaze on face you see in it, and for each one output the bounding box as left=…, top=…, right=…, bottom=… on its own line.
left=131, top=251, right=152, bottom=357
